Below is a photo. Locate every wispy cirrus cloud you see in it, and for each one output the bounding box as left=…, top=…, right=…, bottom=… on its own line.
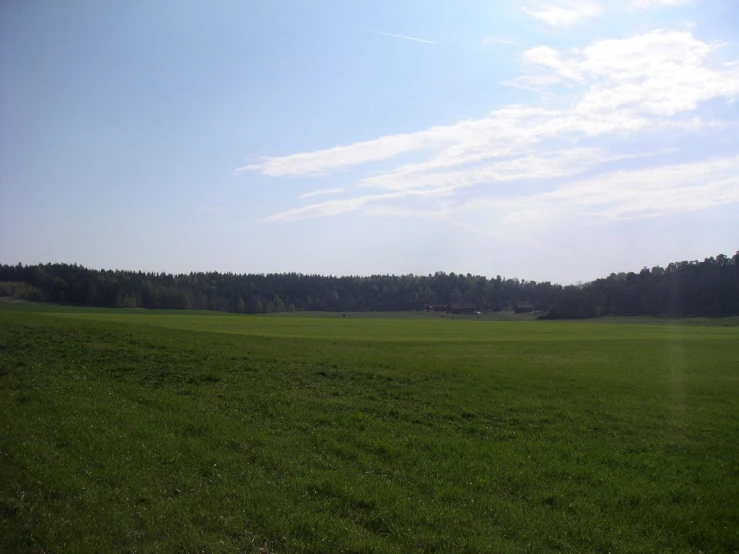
left=359, top=147, right=610, bottom=192
left=265, top=191, right=411, bottom=222
left=548, top=156, right=739, bottom=219
left=490, top=155, right=739, bottom=225
left=299, top=188, right=345, bottom=199
left=483, top=36, right=518, bottom=46
left=234, top=128, right=452, bottom=177
left=363, top=29, right=436, bottom=45
left=237, top=103, right=654, bottom=178
left=239, top=29, right=739, bottom=232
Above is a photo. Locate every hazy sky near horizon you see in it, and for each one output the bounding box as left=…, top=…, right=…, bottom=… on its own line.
left=1, top=0, right=738, bottom=284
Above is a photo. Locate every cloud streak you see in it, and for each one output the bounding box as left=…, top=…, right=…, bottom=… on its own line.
left=363, top=29, right=436, bottom=44
left=483, top=37, right=518, bottom=45
left=300, top=188, right=345, bottom=199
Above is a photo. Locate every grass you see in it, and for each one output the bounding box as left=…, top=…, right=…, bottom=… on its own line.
left=1, top=304, right=738, bottom=552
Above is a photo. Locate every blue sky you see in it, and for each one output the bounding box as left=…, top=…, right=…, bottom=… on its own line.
left=1, top=0, right=737, bottom=283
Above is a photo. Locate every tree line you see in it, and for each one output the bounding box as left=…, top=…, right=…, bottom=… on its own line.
left=542, top=252, right=739, bottom=318
left=0, top=252, right=737, bottom=317
left=0, top=264, right=560, bottom=313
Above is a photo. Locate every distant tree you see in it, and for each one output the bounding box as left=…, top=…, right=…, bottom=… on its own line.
left=273, top=295, right=286, bottom=312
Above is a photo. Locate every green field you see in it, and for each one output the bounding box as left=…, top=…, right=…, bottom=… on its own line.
left=1, top=305, right=738, bottom=552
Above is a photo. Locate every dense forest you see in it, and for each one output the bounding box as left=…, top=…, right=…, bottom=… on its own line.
left=543, top=252, right=739, bottom=319
left=0, top=252, right=737, bottom=317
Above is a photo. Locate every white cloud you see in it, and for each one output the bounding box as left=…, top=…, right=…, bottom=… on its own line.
left=520, top=0, right=692, bottom=30
left=630, top=0, right=692, bottom=8
left=234, top=126, right=453, bottom=177
left=238, top=104, right=651, bottom=179
left=522, top=1, right=603, bottom=27
left=240, top=28, right=739, bottom=180
left=359, top=147, right=608, bottom=192
left=524, top=30, right=739, bottom=116
left=264, top=148, right=665, bottom=222
left=503, top=156, right=739, bottom=223
left=240, top=29, right=739, bottom=229
left=299, top=188, right=345, bottom=199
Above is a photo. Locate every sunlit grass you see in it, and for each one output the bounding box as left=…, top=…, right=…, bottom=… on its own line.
left=1, top=306, right=737, bottom=552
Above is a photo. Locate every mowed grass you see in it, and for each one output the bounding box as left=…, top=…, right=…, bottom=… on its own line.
left=1, top=306, right=738, bottom=552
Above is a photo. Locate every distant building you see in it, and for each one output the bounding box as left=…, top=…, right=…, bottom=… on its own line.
left=447, top=302, right=477, bottom=314
left=514, top=302, right=534, bottom=313
left=425, top=303, right=448, bottom=312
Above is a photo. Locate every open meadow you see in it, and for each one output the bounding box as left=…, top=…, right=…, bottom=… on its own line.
left=1, top=304, right=738, bottom=552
